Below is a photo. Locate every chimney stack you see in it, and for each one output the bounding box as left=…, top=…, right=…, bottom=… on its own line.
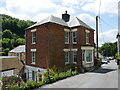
left=62, top=11, right=70, bottom=22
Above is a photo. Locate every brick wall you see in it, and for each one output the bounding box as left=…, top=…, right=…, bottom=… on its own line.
left=26, top=23, right=94, bottom=69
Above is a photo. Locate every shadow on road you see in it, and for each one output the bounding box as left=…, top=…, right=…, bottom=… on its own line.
left=94, top=68, right=117, bottom=74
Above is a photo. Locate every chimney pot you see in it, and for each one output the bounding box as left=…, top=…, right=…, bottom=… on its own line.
left=62, top=11, right=70, bottom=22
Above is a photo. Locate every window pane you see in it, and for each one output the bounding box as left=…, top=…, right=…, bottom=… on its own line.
left=82, top=50, right=85, bottom=61
left=86, top=50, right=92, bottom=62
left=86, top=33, right=90, bottom=43
left=65, top=52, right=69, bottom=62
left=32, top=32, right=36, bottom=43
left=72, top=32, right=77, bottom=43
left=32, top=52, right=36, bottom=63
left=65, top=32, right=69, bottom=43
left=73, top=52, right=77, bottom=62
left=32, top=71, right=35, bottom=80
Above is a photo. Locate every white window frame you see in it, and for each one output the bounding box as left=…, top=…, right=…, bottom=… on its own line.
left=31, top=51, right=36, bottom=64
left=73, top=51, right=77, bottom=63
left=65, top=51, right=69, bottom=64
left=85, top=50, right=92, bottom=62
left=72, top=32, right=77, bottom=44
left=81, top=47, right=94, bottom=63
left=65, top=32, right=69, bottom=44
left=86, top=30, right=90, bottom=44
left=32, top=31, right=36, bottom=44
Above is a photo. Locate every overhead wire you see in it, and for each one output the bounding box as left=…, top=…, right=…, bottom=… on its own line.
left=100, top=18, right=117, bottom=29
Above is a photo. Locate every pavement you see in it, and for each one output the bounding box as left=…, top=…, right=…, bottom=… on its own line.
left=38, top=60, right=118, bottom=88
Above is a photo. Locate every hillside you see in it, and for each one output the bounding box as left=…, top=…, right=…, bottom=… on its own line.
left=1, top=14, right=36, bottom=38
left=1, top=14, right=36, bottom=55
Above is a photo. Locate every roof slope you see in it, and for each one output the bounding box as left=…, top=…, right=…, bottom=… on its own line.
left=9, top=45, right=25, bottom=53
left=27, top=15, right=68, bottom=29
left=68, top=17, right=92, bottom=29
left=27, top=15, right=93, bottom=30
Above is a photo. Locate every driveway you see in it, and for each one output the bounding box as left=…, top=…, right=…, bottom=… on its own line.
left=39, top=60, right=118, bottom=88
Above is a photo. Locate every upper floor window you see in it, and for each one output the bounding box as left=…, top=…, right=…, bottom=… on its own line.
left=86, top=30, right=90, bottom=44
left=65, top=32, right=69, bottom=44
left=72, top=32, right=77, bottom=44
left=32, top=32, right=36, bottom=44
left=73, top=51, right=77, bottom=63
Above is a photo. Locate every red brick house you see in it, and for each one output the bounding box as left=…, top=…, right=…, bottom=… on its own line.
left=25, top=12, right=94, bottom=81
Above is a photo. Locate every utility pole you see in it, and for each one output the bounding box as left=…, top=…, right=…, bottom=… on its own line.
left=96, top=16, right=99, bottom=58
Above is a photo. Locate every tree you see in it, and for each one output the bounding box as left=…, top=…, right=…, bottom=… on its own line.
left=2, top=38, right=12, bottom=49
left=15, top=38, right=25, bottom=47
left=99, top=42, right=117, bottom=57
left=3, top=48, right=10, bottom=56
left=2, top=29, right=13, bottom=39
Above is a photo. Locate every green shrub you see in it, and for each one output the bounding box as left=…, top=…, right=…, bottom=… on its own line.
left=43, top=65, right=79, bottom=85
left=7, top=84, right=19, bottom=90
left=0, top=52, right=6, bottom=56
left=2, top=75, right=23, bottom=90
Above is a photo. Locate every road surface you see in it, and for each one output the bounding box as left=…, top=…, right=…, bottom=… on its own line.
left=40, top=60, right=118, bottom=88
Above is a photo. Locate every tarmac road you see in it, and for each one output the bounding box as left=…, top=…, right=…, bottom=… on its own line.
left=39, top=60, right=118, bottom=88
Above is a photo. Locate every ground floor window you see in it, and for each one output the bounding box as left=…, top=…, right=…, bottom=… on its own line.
left=86, top=50, right=92, bottom=62
left=64, top=51, right=77, bottom=63
left=65, top=52, right=69, bottom=63
left=73, top=51, right=77, bottom=63
left=82, top=50, right=85, bottom=61
left=81, top=49, right=93, bottom=63
left=32, top=71, right=35, bottom=80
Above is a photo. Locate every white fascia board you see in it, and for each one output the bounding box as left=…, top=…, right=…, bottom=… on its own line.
left=25, top=65, right=46, bottom=72
left=64, top=28, right=70, bottom=32
left=85, top=30, right=90, bottom=33
left=71, top=49, right=78, bottom=51
left=63, top=49, right=70, bottom=52
left=31, top=49, right=36, bottom=52
left=71, top=28, right=77, bottom=32
left=81, top=46, right=94, bottom=50
left=31, top=29, right=37, bottom=32
left=63, top=48, right=78, bottom=52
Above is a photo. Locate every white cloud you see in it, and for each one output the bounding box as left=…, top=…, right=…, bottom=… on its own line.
left=1, top=0, right=119, bottom=22
left=82, top=0, right=119, bottom=15
left=98, top=29, right=118, bottom=46
left=0, top=0, right=118, bottom=47
left=0, top=0, right=75, bottom=21
left=77, top=13, right=95, bottom=29
left=62, top=0, right=79, bottom=7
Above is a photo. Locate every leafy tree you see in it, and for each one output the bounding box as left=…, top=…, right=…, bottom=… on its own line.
left=99, top=42, right=117, bottom=57
left=2, top=38, right=12, bottom=49
left=1, top=14, right=35, bottom=54
left=15, top=38, right=25, bottom=47
left=2, top=29, right=13, bottom=39
left=0, top=52, right=6, bottom=56
left=3, top=48, right=10, bottom=56
left=1, top=14, right=36, bottom=38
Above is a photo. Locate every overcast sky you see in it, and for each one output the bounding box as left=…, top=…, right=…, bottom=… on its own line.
left=0, top=0, right=119, bottom=46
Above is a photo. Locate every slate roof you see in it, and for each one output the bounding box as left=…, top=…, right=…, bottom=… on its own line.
left=68, top=17, right=92, bottom=29
left=27, top=15, right=93, bottom=30
left=9, top=45, right=25, bottom=53
left=27, top=15, right=68, bottom=29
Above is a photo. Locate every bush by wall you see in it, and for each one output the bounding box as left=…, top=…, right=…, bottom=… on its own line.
left=1, top=65, right=80, bottom=90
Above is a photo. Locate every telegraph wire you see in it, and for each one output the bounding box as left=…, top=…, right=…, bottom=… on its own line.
left=100, top=18, right=117, bottom=29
